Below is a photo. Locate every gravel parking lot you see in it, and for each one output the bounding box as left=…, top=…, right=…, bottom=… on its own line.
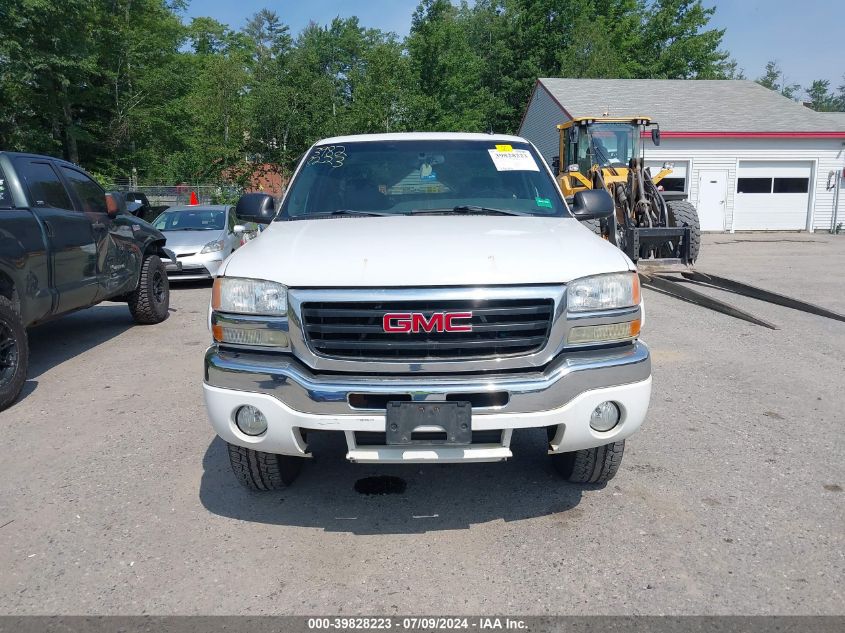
left=0, top=233, right=843, bottom=615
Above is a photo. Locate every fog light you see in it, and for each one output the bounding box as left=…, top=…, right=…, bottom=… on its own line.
left=235, top=405, right=267, bottom=436
left=590, top=401, right=620, bottom=432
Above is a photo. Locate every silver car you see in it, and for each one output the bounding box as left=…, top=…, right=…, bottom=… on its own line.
left=151, top=205, right=250, bottom=281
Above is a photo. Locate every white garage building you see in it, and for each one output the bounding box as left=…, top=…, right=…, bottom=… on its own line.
left=518, top=79, right=845, bottom=232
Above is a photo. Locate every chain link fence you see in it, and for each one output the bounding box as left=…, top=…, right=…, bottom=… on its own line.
left=108, top=184, right=243, bottom=208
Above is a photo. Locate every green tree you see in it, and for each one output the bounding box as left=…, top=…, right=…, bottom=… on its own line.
left=0, top=0, right=742, bottom=182
left=166, top=17, right=252, bottom=181
left=638, top=0, right=729, bottom=79
left=405, top=0, right=495, bottom=132
left=96, top=0, right=188, bottom=180
left=757, top=60, right=800, bottom=99
left=721, top=58, right=746, bottom=80
left=0, top=0, right=102, bottom=163
left=805, top=79, right=838, bottom=112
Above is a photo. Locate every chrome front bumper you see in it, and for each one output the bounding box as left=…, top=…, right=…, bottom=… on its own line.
left=204, top=341, right=650, bottom=416
left=203, top=341, right=651, bottom=461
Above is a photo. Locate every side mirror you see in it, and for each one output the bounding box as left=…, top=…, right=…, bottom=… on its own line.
left=651, top=127, right=661, bottom=146
left=550, top=155, right=561, bottom=175
left=568, top=126, right=580, bottom=144
left=233, top=224, right=246, bottom=234
left=235, top=193, right=275, bottom=225
left=105, top=192, right=126, bottom=218
left=570, top=189, right=614, bottom=221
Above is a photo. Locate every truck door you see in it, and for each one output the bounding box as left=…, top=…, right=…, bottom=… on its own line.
left=15, top=159, right=99, bottom=313
left=58, top=166, right=135, bottom=299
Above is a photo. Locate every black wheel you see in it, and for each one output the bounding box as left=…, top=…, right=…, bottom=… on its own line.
left=0, top=296, right=28, bottom=411
left=582, top=219, right=603, bottom=236
left=128, top=254, right=169, bottom=324
left=227, top=442, right=303, bottom=491
left=667, top=200, right=701, bottom=263
left=551, top=440, right=626, bottom=484
left=581, top=215, right=621, bottom=248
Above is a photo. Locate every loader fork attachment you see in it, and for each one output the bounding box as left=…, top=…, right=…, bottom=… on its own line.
left=639, top=268, right=845, bottom=329
left=680, top=271, right=845, bottom=323
left=639, top=273, right=779, bottom=330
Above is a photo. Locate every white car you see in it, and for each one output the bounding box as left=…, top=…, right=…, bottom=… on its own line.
left=203, top=132, right=652, bottom=490
left=152, top=205, right=249, bottom=280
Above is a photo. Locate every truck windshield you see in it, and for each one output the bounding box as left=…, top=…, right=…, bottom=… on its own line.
left=280, top=140, right=568, bottom=219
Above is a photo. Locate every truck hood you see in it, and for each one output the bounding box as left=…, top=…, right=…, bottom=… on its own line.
left=221, top=215, right=633, bottom=287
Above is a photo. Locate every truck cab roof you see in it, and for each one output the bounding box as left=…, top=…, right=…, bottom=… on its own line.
left=314, top=132, right=533, bottom=145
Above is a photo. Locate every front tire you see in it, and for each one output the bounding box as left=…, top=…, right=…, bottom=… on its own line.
left=582, top=218, right=603, bottom=236
left=667, top=200, right=701, bottom=263
left=227, top=443, right=303, bottom=491
left=128, top=254, right=169, bottom=324
left=551, top=440, right=625, bottom=484
left=581, top=215, right=621, bottom=249
left=0, top=296, right=28, bottom=411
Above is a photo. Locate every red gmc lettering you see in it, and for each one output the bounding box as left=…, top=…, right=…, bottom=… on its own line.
left=382, top=312, right=473, bottom=333
left=444, top=311, right=473, bottom=332
left=382, top=312, right=413, bottom=333
left=412, top=313, right=444, bottom=332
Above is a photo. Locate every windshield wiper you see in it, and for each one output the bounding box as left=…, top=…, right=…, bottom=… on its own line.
left=289, top=209, right=394, bottom=220
left=412, top=205, right=530, bottom=216
left=164, top=227, right=220, bottom=231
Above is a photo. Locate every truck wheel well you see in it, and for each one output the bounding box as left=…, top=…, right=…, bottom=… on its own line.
left=0, top=272, right=18, bottom=308
left=145, top=238, right=167, bottom=258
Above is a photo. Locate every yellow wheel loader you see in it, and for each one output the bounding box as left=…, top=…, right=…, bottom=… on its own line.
left=553, top=116, right=700, bottom=264
left=550, top=116, right=845, bottom=329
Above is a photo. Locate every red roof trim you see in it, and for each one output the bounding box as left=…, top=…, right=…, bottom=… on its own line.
left=642, top=131, right=845, bottom=139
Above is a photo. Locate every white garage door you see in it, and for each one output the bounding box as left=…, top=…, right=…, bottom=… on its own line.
left=733, top=161, right=813, bottom=230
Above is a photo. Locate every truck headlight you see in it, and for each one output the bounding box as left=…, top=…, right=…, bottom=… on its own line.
left=211, top=278, right=289, bottom=347
left=212, top=277, right=287, bottom=316
left=567, top=272, right=640, bottom=312
left=201, top=239, right=225, bottom=254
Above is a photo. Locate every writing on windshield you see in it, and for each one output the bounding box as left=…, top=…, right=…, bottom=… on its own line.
left=281, top=140, right=567, bottom=219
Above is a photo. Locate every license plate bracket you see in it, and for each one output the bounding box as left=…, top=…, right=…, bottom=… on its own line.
left=385, top=401, right=472, bottom=446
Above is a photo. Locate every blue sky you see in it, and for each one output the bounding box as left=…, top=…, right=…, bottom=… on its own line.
left=183, top=0, right=844, bottom=94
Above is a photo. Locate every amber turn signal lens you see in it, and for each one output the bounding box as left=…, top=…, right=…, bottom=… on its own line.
left=631, top=273, right=641, bottom=306
left=211, top=278, right=222, bottom=310
left=567, top=319, right=641, bottom=344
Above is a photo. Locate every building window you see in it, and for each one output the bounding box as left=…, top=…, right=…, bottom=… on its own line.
left=737, top=177, right=772, bottom=194
left=659, top=177, right=686, bottom=192
left=647, top=160, right=689, bottom=193
left=773, top=177, right=809, bottom=193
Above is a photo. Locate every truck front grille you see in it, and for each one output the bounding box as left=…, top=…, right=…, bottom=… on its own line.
left=300, top=298, right=554, bottom=360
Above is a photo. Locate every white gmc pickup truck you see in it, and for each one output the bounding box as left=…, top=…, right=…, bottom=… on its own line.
left=203, top=133, right=652, bottom=490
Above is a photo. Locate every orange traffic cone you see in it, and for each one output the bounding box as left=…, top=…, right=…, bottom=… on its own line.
left=189, top=191, right=199, bottom=205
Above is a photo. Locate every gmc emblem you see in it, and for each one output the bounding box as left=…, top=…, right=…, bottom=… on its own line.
left=382, top=312, right=473, bottom=333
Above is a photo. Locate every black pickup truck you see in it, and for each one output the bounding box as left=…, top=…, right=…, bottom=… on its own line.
left=0, top=152, right=174, bottom=410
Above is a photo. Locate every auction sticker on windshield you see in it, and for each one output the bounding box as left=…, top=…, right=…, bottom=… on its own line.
left=488, top=148, right=539, bottom=172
